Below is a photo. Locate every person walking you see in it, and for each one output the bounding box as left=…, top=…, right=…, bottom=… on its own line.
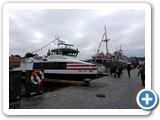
left=138, top=64, right=145, bottom=86
left=116, top=67, right=121, bottom=78
left=113, top=66, right=117, bottom=77
left=127, top=64, right=131, bottom=78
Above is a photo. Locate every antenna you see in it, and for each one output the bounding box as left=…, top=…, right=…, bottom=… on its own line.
left=31, top=35, right=60, bottom=54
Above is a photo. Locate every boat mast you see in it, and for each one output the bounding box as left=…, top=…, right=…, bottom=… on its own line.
left=103, top=26, right=110, bottom=57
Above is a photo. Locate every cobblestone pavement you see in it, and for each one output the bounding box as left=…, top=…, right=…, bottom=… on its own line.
left=10, top=69, right=144, bottom=109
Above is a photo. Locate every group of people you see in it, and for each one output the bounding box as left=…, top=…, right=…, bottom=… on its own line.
left=110, top=66, right=123, bottom=78
left=110, top=63, right=145, bottom=86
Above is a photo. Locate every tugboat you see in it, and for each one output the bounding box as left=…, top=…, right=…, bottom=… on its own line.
left=92, top=26, right=128, bottom=68
left=21, top=37, right=98, bottom=81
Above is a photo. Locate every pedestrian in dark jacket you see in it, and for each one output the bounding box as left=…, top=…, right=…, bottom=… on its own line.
left=116, top=67, right=121, bottom=78
left=127, top=64, right=131, bottom=78
left=112, top=66, right=117, bottom=77
left=119, top=66, right=123, bottom=75
left=138, top=65, right=145, bottom=86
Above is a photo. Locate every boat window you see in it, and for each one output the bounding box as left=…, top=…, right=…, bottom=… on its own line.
left=33, top=62, right=66, bottom=69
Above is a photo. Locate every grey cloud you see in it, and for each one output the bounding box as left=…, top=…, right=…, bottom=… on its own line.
left=9, top=9, right=145, bottom=58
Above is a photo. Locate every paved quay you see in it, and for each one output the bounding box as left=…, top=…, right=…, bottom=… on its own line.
left=10, top=68, right=144, bottom=109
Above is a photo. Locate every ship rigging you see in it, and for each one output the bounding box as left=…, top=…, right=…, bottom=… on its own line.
left=92, top=26, right=128, bottom=68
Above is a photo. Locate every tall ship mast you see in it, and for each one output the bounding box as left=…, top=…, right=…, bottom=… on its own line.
left=92, top=26, right=128, bottom=68
left=103, top=25, right=110, bottom=57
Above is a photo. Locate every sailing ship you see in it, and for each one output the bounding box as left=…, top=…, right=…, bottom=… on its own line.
left=92, top=26, right=128, bottom=68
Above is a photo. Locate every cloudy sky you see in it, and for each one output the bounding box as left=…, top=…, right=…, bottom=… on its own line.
left=9, top=9, right=145, bottom=59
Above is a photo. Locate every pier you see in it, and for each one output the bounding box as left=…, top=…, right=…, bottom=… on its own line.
left=10, top=68, right=144, bottom=109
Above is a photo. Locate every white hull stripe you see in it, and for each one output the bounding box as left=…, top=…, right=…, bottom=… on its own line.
left=67, top=64, right=95, bottom=66
left=67, top=67, right=97, bottom=69
left=67, top=68, right=97, bottom=70
left=44, top=70, right=97, bottom=74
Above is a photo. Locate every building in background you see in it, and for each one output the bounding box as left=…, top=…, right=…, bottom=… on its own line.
left=9, top=56, right=22, bottom=69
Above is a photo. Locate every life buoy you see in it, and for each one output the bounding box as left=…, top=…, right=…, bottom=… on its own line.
left=30, top=70, right=44, bottom=85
